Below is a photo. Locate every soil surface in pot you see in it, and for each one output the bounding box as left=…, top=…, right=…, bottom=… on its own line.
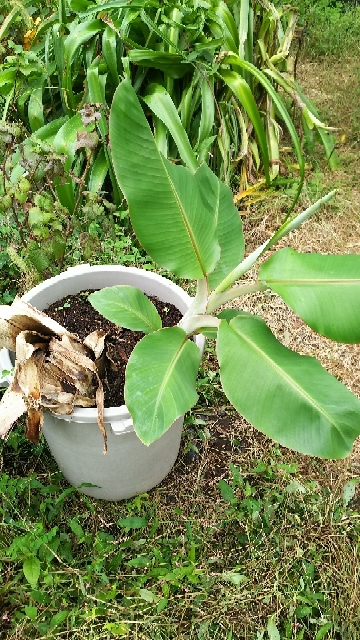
left=46, top=290, right=182, bottom=408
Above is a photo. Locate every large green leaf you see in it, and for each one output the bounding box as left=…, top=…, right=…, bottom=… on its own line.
left=109, top=80, right=220, bottom=279
left=125, top=327, right=201, bottom=445
left=259, top=248, right=360, bottom=343
left=217, top=315, right=360, bottom=459
left=194, top=163, right=244, bottom=290
left=143, top=84, right=198, bottom=173
left=88, top=286, right=162, bottom=334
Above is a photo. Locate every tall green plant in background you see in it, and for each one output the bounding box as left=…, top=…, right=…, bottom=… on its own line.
left=0, top=0, right=342, bottom=295
left=77, top=0, right=339, bottom=198
left=0, top=0, right=121, bottom=216
left=0, top=0, right=122, bottom=286
left=0, top=118, right=150, bottom=293
left=0, top=0, right=338, bottom=209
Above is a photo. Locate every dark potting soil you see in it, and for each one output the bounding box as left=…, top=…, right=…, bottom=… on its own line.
left=45, top=290, right=182, bottom=408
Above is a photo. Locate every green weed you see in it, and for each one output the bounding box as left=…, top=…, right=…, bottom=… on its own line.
left=276, top=0, right=360, bottom=58
left=1, top=424, right=359, bottom=640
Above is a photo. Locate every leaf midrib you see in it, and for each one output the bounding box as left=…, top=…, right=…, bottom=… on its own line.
left=232, top=324, right=341, bottom=435
left=108, top=300, right=160, bottom=333
left=160, top=156, right=207, bottom=277
left=151, top=332, right=188, bottom=428
left=263, top=278, right=360, bottom=285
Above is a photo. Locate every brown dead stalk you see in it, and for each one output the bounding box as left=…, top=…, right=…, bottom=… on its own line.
left=0, top=298, right=107, bottom=452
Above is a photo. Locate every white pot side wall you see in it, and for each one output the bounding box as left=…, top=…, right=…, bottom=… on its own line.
left=0, top=265, right=205, bottom=500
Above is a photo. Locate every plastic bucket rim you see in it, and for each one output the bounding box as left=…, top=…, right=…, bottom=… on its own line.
left=1, top=265, right=205, bottom=425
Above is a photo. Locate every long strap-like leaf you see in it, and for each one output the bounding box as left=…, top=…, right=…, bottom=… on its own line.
left=222, top=54, right=305, bottom=213
left=143, top=84, right=199, bottom=173
left=220, top=69, right=270, bottom=185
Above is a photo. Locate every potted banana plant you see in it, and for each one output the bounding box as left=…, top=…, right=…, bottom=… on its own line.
left=1, top=79, right=360, bottom=503
left=89, top=80, right=360, bottom=460
left=0, top=266, right=205, bottom=501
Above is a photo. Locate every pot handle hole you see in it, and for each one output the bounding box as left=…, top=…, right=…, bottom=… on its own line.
left=110, top=418, right=134, bottom=436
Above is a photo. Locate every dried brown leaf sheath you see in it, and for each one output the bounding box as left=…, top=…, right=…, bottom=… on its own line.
left=0, top=299, right=107, bottom=452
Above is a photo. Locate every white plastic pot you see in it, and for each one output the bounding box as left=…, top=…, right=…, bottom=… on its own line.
left=0, top=265, right=204, bottom=500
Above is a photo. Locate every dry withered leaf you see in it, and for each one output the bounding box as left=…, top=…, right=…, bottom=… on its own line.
left=11, top=331, right=44, bottom=443
left=61, top=334, right=87, bottom=355
left=74, top=130, right=99, bottom=151
left=0, top=386, right=27, bottom=438
left=0, top=317, right=18, bottom=350
left=25, top=407, right=44, bottom=444
left=79, top=104, right=102, bottom=126
left=106, top=342, right=128, bottom=369
left=84, top=330, right=107, bottom=359
left=41, top=392, right=77, bottom=411
left=95, top=381, right=107, bottom=454
left=47, top=338, right=95, bottom=397
left=0, top=298, right=76, bottom=350
left=73, top=394, right=97, bottom=408
left=0, top=299, right=109, bottom=451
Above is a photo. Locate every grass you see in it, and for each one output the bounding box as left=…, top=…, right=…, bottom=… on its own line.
left=275, top=0, right=360, bottom=59
left=303, top=4, right=360, bottom=59
left=1, top=9, right=360, bottom=640
left=1, top=418, right=359, bottom=639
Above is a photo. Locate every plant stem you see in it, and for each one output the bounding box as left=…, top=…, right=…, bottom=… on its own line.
left=266, top=189, right=336, bottom=246
left=212, top=190, right=336, bottom=295
left=207, top=282, right=268, bottom=313
left=180, top=314, right=220, bottom=335
left=180, top=278, right=208, bottom=325
left=211, top=238, right=270, bottom=294
left=71, top=150, right=93, bottom=219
